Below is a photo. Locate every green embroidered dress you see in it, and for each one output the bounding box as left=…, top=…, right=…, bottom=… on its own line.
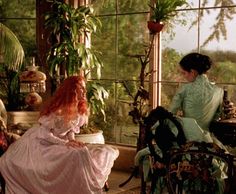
left=169, top=74, right=223, bottom=131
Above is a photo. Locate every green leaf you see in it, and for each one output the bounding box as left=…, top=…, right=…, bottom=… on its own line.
left=0, top=23, right=24, bottom=71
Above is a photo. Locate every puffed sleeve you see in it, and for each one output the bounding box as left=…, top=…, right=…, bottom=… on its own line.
left=38, top=114, right=69, bottom=145
left=38, top=128, right=68, bottom=145
left=70, top=114, right=88, bottom=134
left=38, top=113, right=88, bottom=144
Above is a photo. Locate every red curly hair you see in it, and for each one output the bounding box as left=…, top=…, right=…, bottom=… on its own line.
left=40, top=76, right=88, bottom=121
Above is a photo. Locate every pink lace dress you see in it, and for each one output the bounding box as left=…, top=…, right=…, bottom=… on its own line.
left=0, top=114, right=119, bottom=194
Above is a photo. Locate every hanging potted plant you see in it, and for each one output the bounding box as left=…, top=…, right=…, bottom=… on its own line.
left=44, top=0, right=108, bottom=143
left=147, top=0, right=188, bottom=34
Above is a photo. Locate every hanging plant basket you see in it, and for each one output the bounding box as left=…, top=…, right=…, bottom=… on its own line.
left=147, top=21, right=164, bottom=34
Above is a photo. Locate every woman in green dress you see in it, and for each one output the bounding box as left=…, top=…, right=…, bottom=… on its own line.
left=135, top=53, right=227, bottom=194
left=169, top=52, right=223, bottom=131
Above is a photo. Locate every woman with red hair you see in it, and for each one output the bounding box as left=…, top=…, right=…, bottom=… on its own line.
left=0, top=76, right=119, bottom=194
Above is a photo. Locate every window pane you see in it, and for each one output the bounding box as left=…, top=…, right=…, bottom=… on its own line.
left=162, top=10, right=198, bottom=55
left=115, top=100, right=139, bottom=145
left=118, top=0, right=149, bottom=13
left=91, top=0, right=116, bottom=15
left=92, top=1, right=236, bottom=146
left=0, top=0, right=36, bottom=58
left=0, top=0, right=35, bottom=18
left=162, top=10, right=198, bottom=82
left=161, top=82, right=181, bottom=108
left=200, top=0, right=236, bottom=7
left=117, top=14, right=149, bottom=79
left=206, top=53, right=236, bottom=84
left=113, top=80, right=148, bottom=146
left=187, top=0, right=236, bottom=8
left=199, top=7, right=236, bottom=84
left=162, top=48, right=184, bottom=82
left=200, top=8, right=236, bottom=52
left=187, top=0, right=199, bottom=8
left=92, top=16, right=116, bottom=79
left=2, top=19, right=36, bottom=57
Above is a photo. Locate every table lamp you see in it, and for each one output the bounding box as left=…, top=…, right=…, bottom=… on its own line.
left=19, top=57, right=46, bottom=110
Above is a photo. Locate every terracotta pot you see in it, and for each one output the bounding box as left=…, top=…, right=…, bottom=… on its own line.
left=147, top=21, right=164, bottom=34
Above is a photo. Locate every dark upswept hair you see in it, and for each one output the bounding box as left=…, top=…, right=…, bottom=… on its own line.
left=144, top=106, right=186, bottom=163
left=179, top=52, right=213, bottom=74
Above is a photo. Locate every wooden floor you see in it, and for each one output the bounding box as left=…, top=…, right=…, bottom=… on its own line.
left=103, top=170, right=141, bottom=194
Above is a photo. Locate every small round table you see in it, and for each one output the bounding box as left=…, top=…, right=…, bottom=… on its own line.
left=210, top=118, right=236, bottom=147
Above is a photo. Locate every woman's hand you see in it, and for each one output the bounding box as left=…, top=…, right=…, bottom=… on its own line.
left=66, top=140, right=85, bottom=148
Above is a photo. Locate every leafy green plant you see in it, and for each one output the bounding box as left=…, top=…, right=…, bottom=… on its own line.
left=45, top=0, right=102, bottom=81
left=0, top=23, right=24, bottom=71
left=87, top=82, right=108, bottom=119
left=0, top=23, right=25, bottom=111
left=44, top=0, right=108, bottom=132
left=149, top=0, right=188, bottom=23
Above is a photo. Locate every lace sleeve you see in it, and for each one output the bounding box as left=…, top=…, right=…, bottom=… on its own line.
left=38, top=114, right=69, bottom=145
left=38, top=113, right=87, bottom=142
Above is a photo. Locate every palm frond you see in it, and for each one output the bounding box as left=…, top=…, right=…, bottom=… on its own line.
left=0, top=23, right=24, bottom=71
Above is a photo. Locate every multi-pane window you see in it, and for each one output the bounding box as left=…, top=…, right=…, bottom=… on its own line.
left=161, top=0, right=236, bottom=108
left=92, top=0, right=236, bottom=146
left=0, top=0, right=36, bottom=60
left=0, top=0, right=36, bottom=111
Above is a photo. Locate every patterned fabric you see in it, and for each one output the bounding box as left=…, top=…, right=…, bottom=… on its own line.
left=167, top=141, right=233, bottom=194
left=0, top=114, right=119, bottom=194
left=135, top=118, right=228, bottom=194
left=135, top=117, right=214, bottom=181
left=169, top=74, right=223, bottom=131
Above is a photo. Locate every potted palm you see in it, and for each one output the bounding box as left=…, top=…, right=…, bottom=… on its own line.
left=44, top=0, right=108, bottom=143
left=44, top=1, right=102, bottom=83
left=0, top=23, right=37, bottom=137
left=147, top=0, right=188, bottom=34
left=0, top=23, right=25, bottom=111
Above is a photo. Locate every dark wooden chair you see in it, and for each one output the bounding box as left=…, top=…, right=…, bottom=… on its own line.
left=119, top=106, right=236, bottom=193
left=165, top=141, right=235, bottom=194
left=141, top=107, right=235, bottom=194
